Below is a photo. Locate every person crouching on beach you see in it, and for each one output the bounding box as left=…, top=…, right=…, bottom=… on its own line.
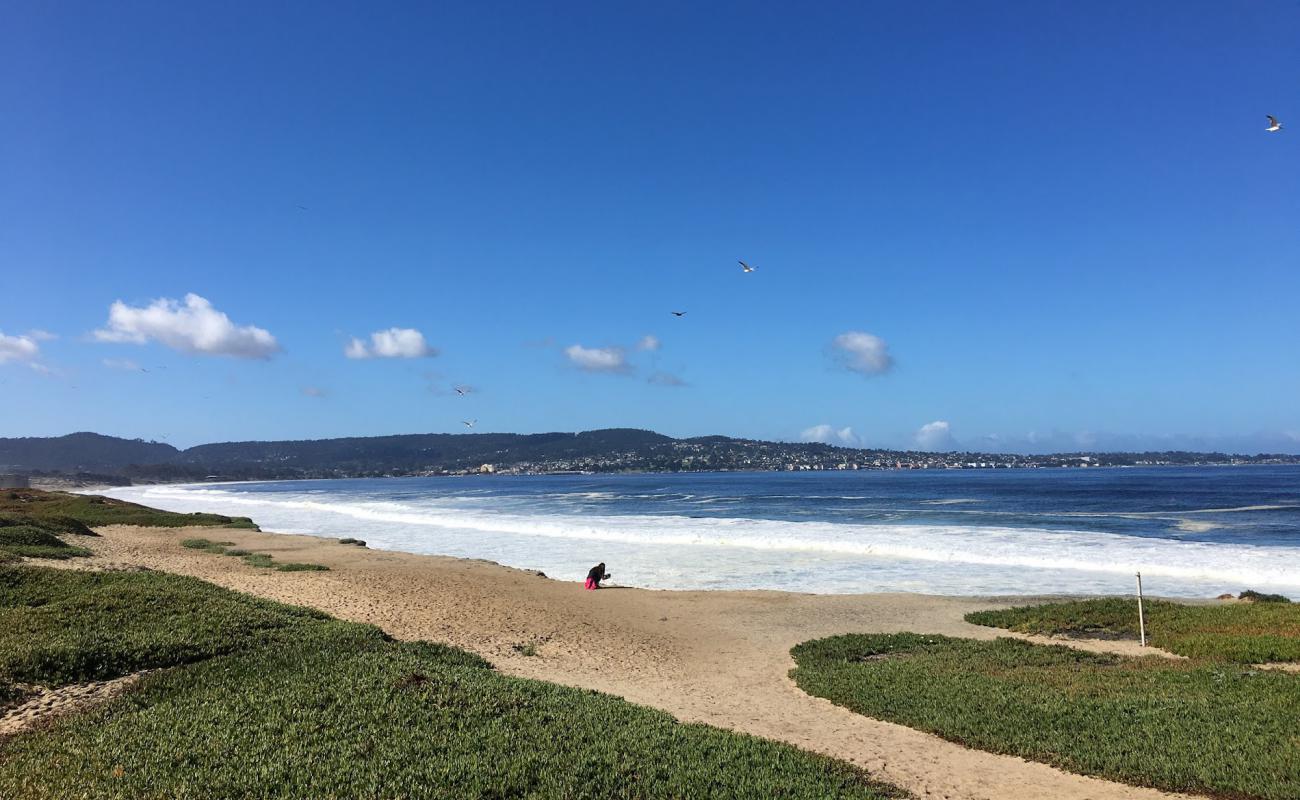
left=585, top=563, right=609, bottom=590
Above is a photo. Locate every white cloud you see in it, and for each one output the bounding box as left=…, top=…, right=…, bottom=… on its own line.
left=93, top=293, right=280, bottom=359
left=102, top=358, right=143, bottom=371
left=0, top=331, right=41, bottom=364
left=636, top=335, right=661, bottom=352
left=830, top=331, right=894, bottom=376
left=27, top=329, right=57, bottom=341
left=648, top=371, right=687, bottom=387
left=800, top=424, right=860, bottom=446
left=915, top=420, right=957, bottom=451
left=565, top=344, right=630, bottom=374
left=345, top=327, right=438, bottom=359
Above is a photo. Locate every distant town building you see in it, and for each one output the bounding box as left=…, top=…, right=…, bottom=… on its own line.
left=479, top=464, right=496, bottom=474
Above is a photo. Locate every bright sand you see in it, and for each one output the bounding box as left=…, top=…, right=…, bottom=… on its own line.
left=61, top=525, right=1196, bottom=800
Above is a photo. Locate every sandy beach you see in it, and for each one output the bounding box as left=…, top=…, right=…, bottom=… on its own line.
left=66, top=524, right=1195, bottom=800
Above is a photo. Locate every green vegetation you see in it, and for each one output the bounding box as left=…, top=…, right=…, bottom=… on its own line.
left=0, top=566, right=335, bottom=686
left=791, top=633, right=1300, bottom=800
left=1239, top=590, right=1291, bottom=603
left=0, top=565, right=902, bottom=799
left=275, top=561, right=330, bottom=572
left=0, top=513, right=96, bottom=537
left=242, top=552, right=276, bottom=568
left=967, top=597, right=1300, bottom=663
left=0, top=489, right=258, bottom=530
left=179, top=540, right=329, bottom=572
left=180, top=537, right=235, bottom=553
left=0, top=526, right=91, bottom=561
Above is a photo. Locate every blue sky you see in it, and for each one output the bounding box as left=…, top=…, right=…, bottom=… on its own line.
left=2, top=1, right=1299, bottom=453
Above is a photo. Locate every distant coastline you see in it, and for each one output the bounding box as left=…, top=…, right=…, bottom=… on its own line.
left=3, top=429, right=1299, bottom=488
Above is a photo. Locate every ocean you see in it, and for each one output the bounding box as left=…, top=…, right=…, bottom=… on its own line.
left=102, top=466, right=1300, bottom=598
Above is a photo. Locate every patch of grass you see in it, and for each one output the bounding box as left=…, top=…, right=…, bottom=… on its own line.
left=792, top=633, right=1300, bottom=800
left=223, top=548, right=251, bottom=557
left=338, top=537, right=366, bottom=546
left=0, top=489, right=259, bottom=531
left=966, top=598, right=1300, bottom=663
left=274, top=562, right=329, bottom=572
left=0, top=565, right=902, bottom=799
left=243, top=553, right=276, bottom=568
left=0, top=526, right=92, bottom=561
left=512, top=642, right=539, bottom=657
left=1240, top=590, right=1291, bottom=603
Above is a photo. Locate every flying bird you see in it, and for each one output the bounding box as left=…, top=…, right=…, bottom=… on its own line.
left=455, top=386, right=469, bottom=396
left=462, top=419, right=477, bottom=428
left=671, top=311, right=686, bottom=317
left=738, top=260, right=757, bottom=273
left=296, top=205, right=309, bottom=211
left=1267, top=115, right=1282, bottom=132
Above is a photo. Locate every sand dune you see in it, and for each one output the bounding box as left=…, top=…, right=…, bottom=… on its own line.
left=59, top=525, right=1195, bottom=800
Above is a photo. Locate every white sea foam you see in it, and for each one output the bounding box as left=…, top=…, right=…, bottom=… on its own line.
left=102, top=484, right=1300, bottom=598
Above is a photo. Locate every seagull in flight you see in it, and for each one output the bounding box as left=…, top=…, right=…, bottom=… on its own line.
left=671, top=311, right=686, bottom=317
left=455, top=386, right=468, bottom=396
left=739, top=260, right=757, bottom=273
left=462, top=419, right=477, bottom=428
left=1267, top=115, right=1282, bottom=132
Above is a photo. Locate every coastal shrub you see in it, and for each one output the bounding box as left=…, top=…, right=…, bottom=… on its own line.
left=224, top=548, right=252, bottom=557
left=1, top=527, right=71, bottom=549
left=966, top=598, right=1300, bottom=663
left=338, top=537, right=366, bottom=546
left=0, top=489, right=259, bottom=530
left=791, top=633, right=1300, bottom=800
left=243, top=553, right=276, bottom=568
left=1240, top=590, right=1290, bottom=603
left=0, top=527, right=92, bottom=560
left=22, top=514, right=97, bottom=537
left=0, top=565, right=341, bottom=686
left=0, top=513, right=96, bottom=537
left=275, top=562, right=330, bottom=572
left=0, top=565, right=902, bottom=800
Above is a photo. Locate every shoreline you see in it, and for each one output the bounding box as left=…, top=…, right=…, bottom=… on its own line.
left=62, top=522, right=1192, bottom=800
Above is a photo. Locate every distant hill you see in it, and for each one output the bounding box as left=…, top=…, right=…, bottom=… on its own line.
left=0, top=429, right=1295, bottom=483
left=0, top=432, right=178, bottom=472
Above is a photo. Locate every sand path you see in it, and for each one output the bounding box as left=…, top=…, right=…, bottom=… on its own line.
left=64, top=526, right=1195, bottom=800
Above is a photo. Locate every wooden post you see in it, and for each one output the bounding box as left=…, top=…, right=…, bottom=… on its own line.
left=1136, top=572, right=1147, bottom=647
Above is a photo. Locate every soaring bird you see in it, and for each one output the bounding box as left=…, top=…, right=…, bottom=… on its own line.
left=462, top=419, right=477, bottom=428
left=1267, top=115, right=1282, bottom=132
left=739, top=260, right=757, bottom=273
left=671, top=311, right=686, bottom=317
left=455, top=386, right=468, bottom=396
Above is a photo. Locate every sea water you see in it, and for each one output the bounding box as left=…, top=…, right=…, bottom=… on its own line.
left=103, top=466, right=1300, bottom=597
